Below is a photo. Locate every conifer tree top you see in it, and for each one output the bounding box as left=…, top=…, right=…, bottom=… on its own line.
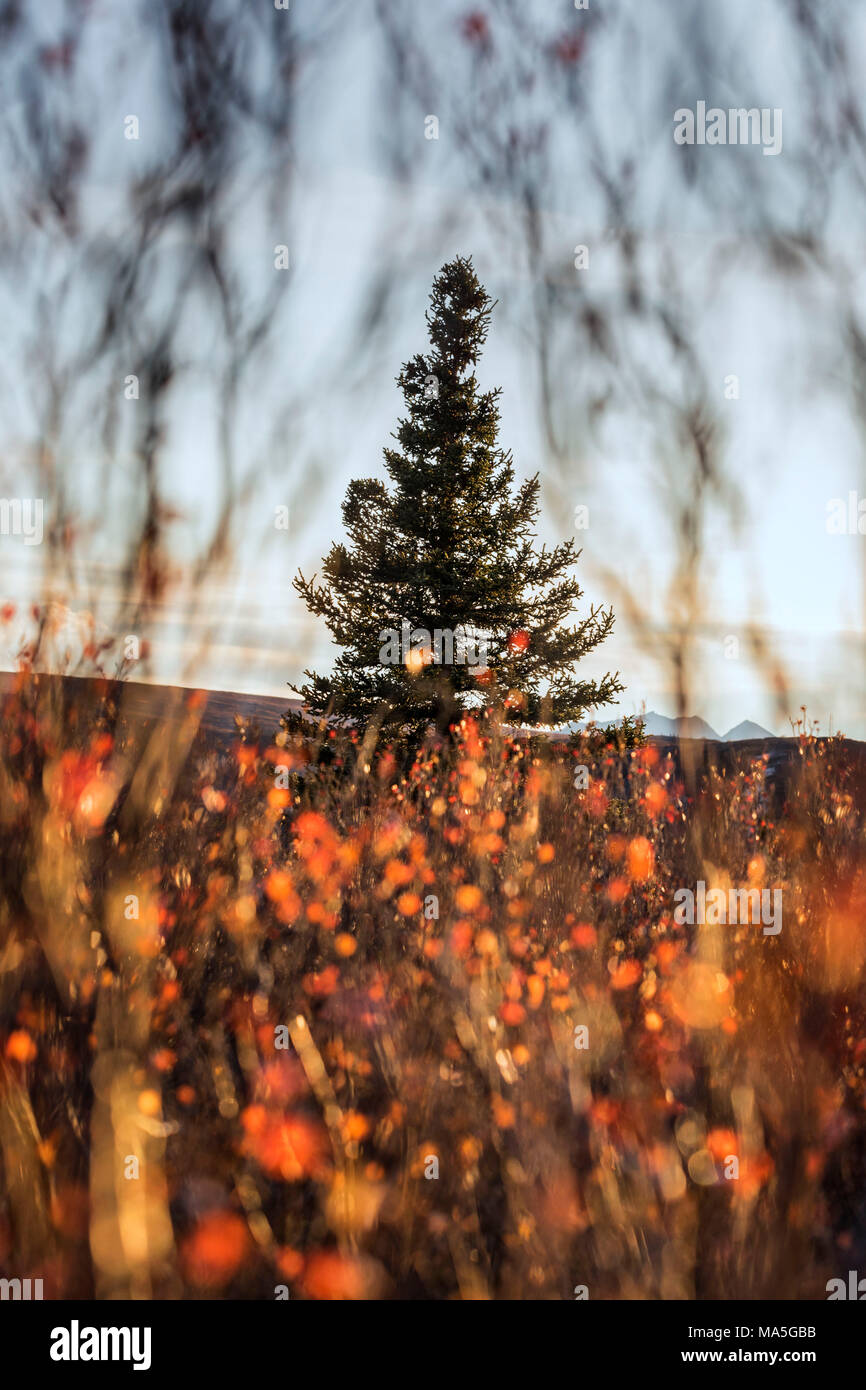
left=425, top=255, right=493, bottom=374
left=293, top=256, right=623, bottom=737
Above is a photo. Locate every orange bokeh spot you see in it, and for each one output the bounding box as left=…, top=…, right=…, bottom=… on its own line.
left=706, top=1127, right=738, bottom=1161
left=570, top=922, right=597, bottom=949
left=627, top=836, right=654, bottom=882
left=342, top=1112, right=370, bottom=1142
left=476, top=928, right=499, bottom=956
left=609, top=959, right=642, bottom=990
left=303, top=966, right=339, bottom=997
left=243, top=1112, right=330, bottom=1181
left=455, top=883, right=483, bottom=913
left=5, top=1030, right=37, bottom=1063
left=526, top=974, right=545, bottom=1009
left=606, top=877, right=629, bottom=904
left=265, top=870, right=294, bottom=901
left=137, top=1089, right=161, bottom=1117
left=275, top=1246, right=305, bottom=1281
left=384, top=858, right=413, bottom=887
left=302, top=1250, right=374, bottom=1300
left=499, top=1000, right=526, bottom=1026
left=492, top=1096, right=516, bottom=1128
left=182, top=1211, right=252, bottom=1289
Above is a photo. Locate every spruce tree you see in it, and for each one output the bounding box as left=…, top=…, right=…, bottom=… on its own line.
left=293, top=256, right=624, bottom=737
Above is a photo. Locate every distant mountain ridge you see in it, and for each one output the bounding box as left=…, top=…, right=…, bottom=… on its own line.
left=639, top=711, right=721, bottom=739
left=579, top=710, right=776, bottom=740
left=722, top=719, right=775, bottom=741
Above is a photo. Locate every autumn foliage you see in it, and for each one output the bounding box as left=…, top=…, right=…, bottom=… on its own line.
left=0, top=673, right=863, bottom=1299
